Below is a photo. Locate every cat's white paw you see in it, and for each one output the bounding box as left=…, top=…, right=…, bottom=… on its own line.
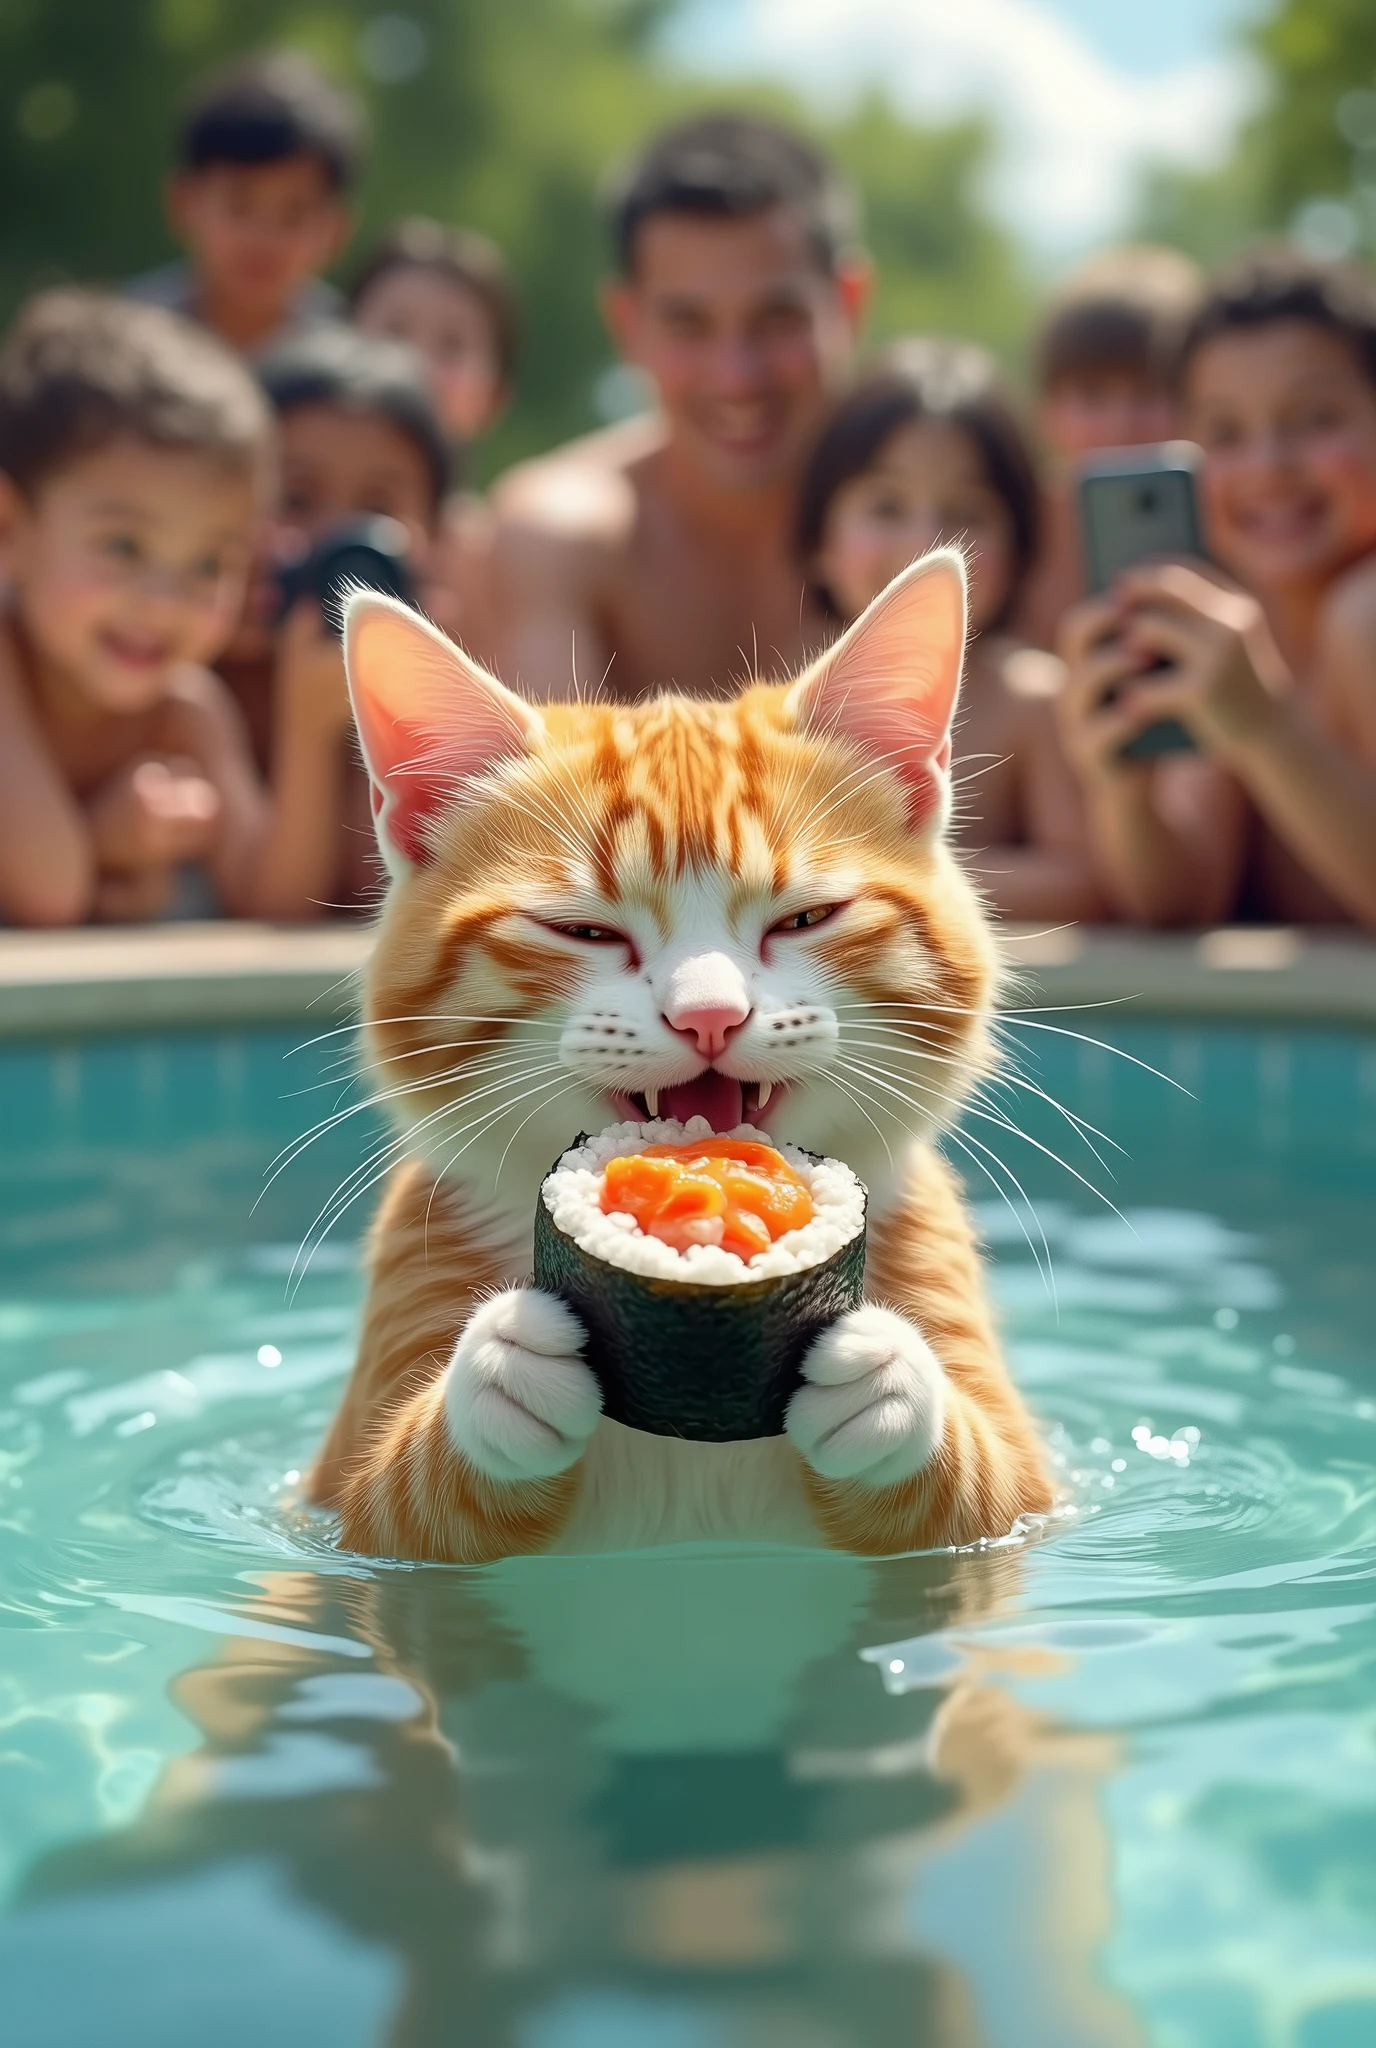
left=786, top=1304, right=944, bottom=1487
left=444, top=1287, right=601, bottom=1483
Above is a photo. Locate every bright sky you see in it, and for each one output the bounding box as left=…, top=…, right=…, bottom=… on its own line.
left=663, top=0, right=1265, bottom=263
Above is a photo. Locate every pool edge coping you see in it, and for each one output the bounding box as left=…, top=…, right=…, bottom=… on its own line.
left=1, top=921, right=1374, bottom=1038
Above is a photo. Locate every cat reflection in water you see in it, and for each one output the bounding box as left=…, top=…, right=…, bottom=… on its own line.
left=310, top=550, right=1053, bottom=1559
left=14, top=1551, right=1143, bottom=2048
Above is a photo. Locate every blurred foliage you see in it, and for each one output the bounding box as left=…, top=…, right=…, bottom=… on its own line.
left=1132, top=0, right=1376, bottom=267
left=0, top=0, right=1033, bottom=475
left=1134, top=152, right=1271, bottom=272
left=1250, top=0, right=1376, bottom=218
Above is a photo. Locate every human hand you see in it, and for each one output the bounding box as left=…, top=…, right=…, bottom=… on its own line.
left=87, top=754, right=222, bottom=875
left=1110, top=564, right=1287, bottom=757
left=277, top=599, right=353, bottom=737
left=1059, top=565, right=1289, bottom=771
left=1056, top=593, right=1161, bottom=784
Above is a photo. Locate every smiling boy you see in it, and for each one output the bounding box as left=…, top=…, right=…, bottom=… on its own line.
left=490, top=114, right=869, bottom=700
left=1059, top=249, right=1376, bottom=929
left=129, top=52, right=363, bottom=358
left=0, top=293, right=271, bottom=925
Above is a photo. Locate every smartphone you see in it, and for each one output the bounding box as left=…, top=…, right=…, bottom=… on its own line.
left=1078, top=442, right=1204, bottom=760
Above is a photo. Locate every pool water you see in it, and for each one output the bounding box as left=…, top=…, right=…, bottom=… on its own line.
left=1, top=1021, right=1374, bottom=2048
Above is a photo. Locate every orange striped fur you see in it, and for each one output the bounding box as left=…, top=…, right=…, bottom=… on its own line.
left=309, top=551, right=1055, bottom=1558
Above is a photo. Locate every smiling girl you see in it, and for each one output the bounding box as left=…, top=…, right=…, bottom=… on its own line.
left=798, top=339, right=1104, bottom=923
left=1058, top=250, right=1376, bottom=928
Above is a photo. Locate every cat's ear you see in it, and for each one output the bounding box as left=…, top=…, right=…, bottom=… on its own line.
left=785, top=547, right=967, bottom=834
left=343, top=594, right=543, bottom=875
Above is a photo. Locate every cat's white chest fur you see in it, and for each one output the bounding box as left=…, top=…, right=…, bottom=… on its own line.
left=551, top=1422, right=819, bottom=1552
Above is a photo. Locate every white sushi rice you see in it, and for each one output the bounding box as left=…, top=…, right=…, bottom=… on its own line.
left=541, top=1116, right=865, bottom=1286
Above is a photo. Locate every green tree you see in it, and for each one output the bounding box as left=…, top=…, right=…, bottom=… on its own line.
left=0, top=0, right=1033, bottom=473
left=829, top=96, right=1031, bottom=365
left=1132, top=0, right=1376, bottom=263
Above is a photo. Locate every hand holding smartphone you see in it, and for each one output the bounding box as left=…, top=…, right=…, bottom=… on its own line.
left=1077, top=442, right=1204, bottom=760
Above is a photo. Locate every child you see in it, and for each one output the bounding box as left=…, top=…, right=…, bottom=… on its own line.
left=348, top=217, right=518, bottom=447
left=1018, top=244, right=1204, bottom=652
left=0, top=292, right=271, bottom=926
left=349, top=218, right=517, bottom=662
left=128, top=52, right=364, bottom=358
left=797, top=338, right=1105, bottom=923
left=221, top=323, right=451, bottom=919
left=1058, top=248, right=1376, bottom=930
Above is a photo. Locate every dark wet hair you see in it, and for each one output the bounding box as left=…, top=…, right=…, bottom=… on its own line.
left=1036, top=243, right=1203, bottom=393
left=796, top=337, right=1040, bottom=627
left=348, top=217, right=521, bottom=383
left=179, top=51, right=365, bottom=193
left=257, top=324, right=450, bottom=512
left=605, top=112, right=857, bottom=276
left=0, top=289, right=272, bottom=496
left=1177, top=244, right=1376, bottom=392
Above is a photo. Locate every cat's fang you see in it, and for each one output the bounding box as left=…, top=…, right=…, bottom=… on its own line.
left=756, top=1081, right=772, bottom=1112
left=644, top=1088, right=659, bottom=1118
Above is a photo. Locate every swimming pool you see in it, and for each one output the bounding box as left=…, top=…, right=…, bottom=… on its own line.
left=1, top=1018, right=1373, bottom=2048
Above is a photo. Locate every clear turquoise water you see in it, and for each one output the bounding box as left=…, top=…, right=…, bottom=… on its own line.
left=1, top=1020, right=1374, bottom=2048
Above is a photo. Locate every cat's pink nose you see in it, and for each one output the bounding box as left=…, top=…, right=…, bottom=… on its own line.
left=667, top=1003, right=750, bottom=1061
left=661, top=954, right=751, bottom=1061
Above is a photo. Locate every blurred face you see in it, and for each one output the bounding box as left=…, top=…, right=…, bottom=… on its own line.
left=353, top=266, right=505, bottom=442
left=814, top=417, right=1016, bottom=632
left=602, top=206, right=866, bottom=491
left=168, top=156, right=348, bottom=324
left=1039, top=369, right=1176, bottom=462
left=233, top=402, right=438, bottom=656
left=1183, top=320, right=1376, bottom=591
left=0, top=439, right=256, bottom=710
left=276, top=403, right=435, bottom=544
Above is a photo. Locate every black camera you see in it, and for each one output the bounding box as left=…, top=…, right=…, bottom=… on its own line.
left=273, top=515, right=416, bottom=635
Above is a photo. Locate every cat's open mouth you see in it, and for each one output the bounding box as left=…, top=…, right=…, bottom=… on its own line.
left=610, top=1073, right=784, bottom=1133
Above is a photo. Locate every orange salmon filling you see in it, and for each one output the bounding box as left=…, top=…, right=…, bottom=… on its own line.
left=600, top=1138, right=815, bottom=1260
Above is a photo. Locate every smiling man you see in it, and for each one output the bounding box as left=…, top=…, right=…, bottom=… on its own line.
left=489, top=115, right=870, bottom=700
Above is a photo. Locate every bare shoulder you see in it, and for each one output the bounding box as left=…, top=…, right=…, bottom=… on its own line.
left=490, top=416, right=662, bottom=550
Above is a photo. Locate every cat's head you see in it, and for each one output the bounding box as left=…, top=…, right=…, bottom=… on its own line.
left=346, top=550, right=997, bottom=1226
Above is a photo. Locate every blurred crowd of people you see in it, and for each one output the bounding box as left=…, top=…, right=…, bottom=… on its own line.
left=2, top=50, right=1376, bottom=933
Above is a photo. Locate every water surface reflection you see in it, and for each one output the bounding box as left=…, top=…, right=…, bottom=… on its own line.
left=15, top=1547, right=1139, bottom=2047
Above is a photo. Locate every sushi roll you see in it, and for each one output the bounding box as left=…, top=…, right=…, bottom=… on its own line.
left=533, top=1117, right=867, bottom=1442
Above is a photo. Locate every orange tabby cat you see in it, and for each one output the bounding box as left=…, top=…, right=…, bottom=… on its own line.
left=308, top=549, right=1054, bottom=1559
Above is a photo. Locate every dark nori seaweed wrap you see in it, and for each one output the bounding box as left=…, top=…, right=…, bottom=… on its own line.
left=533, top=1141, right=867, bottom=1442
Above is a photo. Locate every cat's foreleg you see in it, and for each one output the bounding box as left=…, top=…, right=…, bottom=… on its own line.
left=336, top=1287, right=601, bottom=1562
left=786, top=1303, right=1048, bottom=1553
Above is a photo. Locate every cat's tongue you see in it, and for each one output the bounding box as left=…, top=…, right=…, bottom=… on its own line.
left=659, top=1071, right=744, bottom=1133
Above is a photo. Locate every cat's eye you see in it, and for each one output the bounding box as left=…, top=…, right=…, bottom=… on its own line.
left=769, top=903, right=845, bottom=935
left=545, top=921, right=626, bottom=945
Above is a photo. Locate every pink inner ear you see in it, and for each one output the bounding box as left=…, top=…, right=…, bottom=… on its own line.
left=345, top=598, right=540, bottom=868
left=791, top=553, right=966, bottom=829
left=364, top=750, right=467, bottom=866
